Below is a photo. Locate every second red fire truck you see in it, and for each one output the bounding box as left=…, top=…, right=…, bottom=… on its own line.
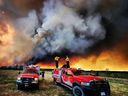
left=52, top=56, right=110, bottom=96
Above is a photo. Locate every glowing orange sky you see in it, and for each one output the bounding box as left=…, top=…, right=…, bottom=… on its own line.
left=37, top=51, right=128, bottom=71
left=0, top=21, right=33, bottom=66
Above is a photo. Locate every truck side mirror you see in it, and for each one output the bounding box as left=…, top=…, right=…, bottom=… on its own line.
left=68, top=74, right=73, bottom=76
left=66, top=72, right=73, bottom=76
left=18, top=72, right=21, bottom=74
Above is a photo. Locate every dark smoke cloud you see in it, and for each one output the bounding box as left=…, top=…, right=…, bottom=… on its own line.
left=33, top=0, right=106, bottom=59
left=87, top=0, right=128, bottom=60
left=32, top=0, right=128, bottom=60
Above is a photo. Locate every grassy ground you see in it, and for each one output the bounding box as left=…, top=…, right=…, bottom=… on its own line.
left=0, top=70, right=127, bottom=96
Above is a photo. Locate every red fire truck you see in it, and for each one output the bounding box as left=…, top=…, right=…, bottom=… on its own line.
left=16, top=65, right=41, bottom=89
left=52, top=57, right=110, bottom=96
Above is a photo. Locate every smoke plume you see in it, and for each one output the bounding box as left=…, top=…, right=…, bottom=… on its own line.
left=33, top=0, right=106, bottom=59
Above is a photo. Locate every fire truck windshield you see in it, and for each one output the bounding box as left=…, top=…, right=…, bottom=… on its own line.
left=72, top=70, right=95, bottom=76
left=72, top=70, right=87, bottom=76
left=23, top=69, right=38, bottom=74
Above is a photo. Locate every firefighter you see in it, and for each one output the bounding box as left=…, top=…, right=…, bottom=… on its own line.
left=41, top=71, right=45, bottom=80
left=65, top=56, right=70, bottom=68
left=55, top=56, right=60, bottom=68
left=61, top=56, right=70, bottom=68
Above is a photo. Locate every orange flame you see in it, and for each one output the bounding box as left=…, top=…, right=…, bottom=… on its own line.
left=0, top=21, right=33, bottom=66
left=71, top=51, right=128, bottom=71
left=36, top=62, right=55, bottom=69
left=37, top=51, right=128, bottom=71
left=0, top=21, right=15, bottom=66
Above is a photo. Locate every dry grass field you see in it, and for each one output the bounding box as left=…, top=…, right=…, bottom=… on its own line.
left=0, top=70, right=127, bottom=96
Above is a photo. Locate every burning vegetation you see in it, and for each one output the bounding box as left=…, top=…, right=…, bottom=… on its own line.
left=36, top=50, right=128, bottom=71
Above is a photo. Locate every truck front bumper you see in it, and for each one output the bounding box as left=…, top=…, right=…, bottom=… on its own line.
left=81, top=86, right=110, bottom=96
left=82, top=84, right=110, bottom=96
left=16, top=80, right=39, bottom=89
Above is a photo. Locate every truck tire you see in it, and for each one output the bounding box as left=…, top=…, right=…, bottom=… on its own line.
left=16, top=84, right=21, bottom=90
left=36, top=85, right=39, bottom=90
left=53, top=78, right=58, bottom=85
left=73, top=86, right=85, bottom=96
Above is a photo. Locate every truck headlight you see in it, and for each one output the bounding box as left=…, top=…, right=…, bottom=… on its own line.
left=17, top=77, right=21, bottom=80
left=32, top=78, right=38, bottom=83
left=104, top=78, right=108, bottom=81
left=34, top=78, right=38, bottom=81
left=81, top=82, right=90, bottom=86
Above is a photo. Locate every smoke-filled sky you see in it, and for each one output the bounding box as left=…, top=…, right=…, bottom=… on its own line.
left=0, top=0, right=128, bottom=70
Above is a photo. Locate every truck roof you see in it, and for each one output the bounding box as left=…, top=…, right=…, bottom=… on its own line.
left=25, top=65, right=39, bottom=69
left=67, top=68, right=78, bottom=71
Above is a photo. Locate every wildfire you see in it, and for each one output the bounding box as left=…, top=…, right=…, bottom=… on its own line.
left=71, top=51, right=128, bottom=71
left=0, top=22, right=14, bottom=45
left=0, top=21, right=15, bottom=66
left=36, top=63, right=55, bottom=69
left=36, top=51, right=128, bottom=71
left=0, top=21, right=33, bottom=66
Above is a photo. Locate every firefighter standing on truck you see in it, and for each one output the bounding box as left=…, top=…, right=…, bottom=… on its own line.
left=55, top=56, right=60, bottom=68
left=61, top=56, right=70, bottom=68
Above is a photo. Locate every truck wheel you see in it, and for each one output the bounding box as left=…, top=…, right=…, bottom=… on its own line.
left=73, top=86, right=85, bottom=96
left=16, top=85, right=21, bottom=90
left=53, top=78, right=58, bottom=85
left=36, top=85, right=39, bottom=90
